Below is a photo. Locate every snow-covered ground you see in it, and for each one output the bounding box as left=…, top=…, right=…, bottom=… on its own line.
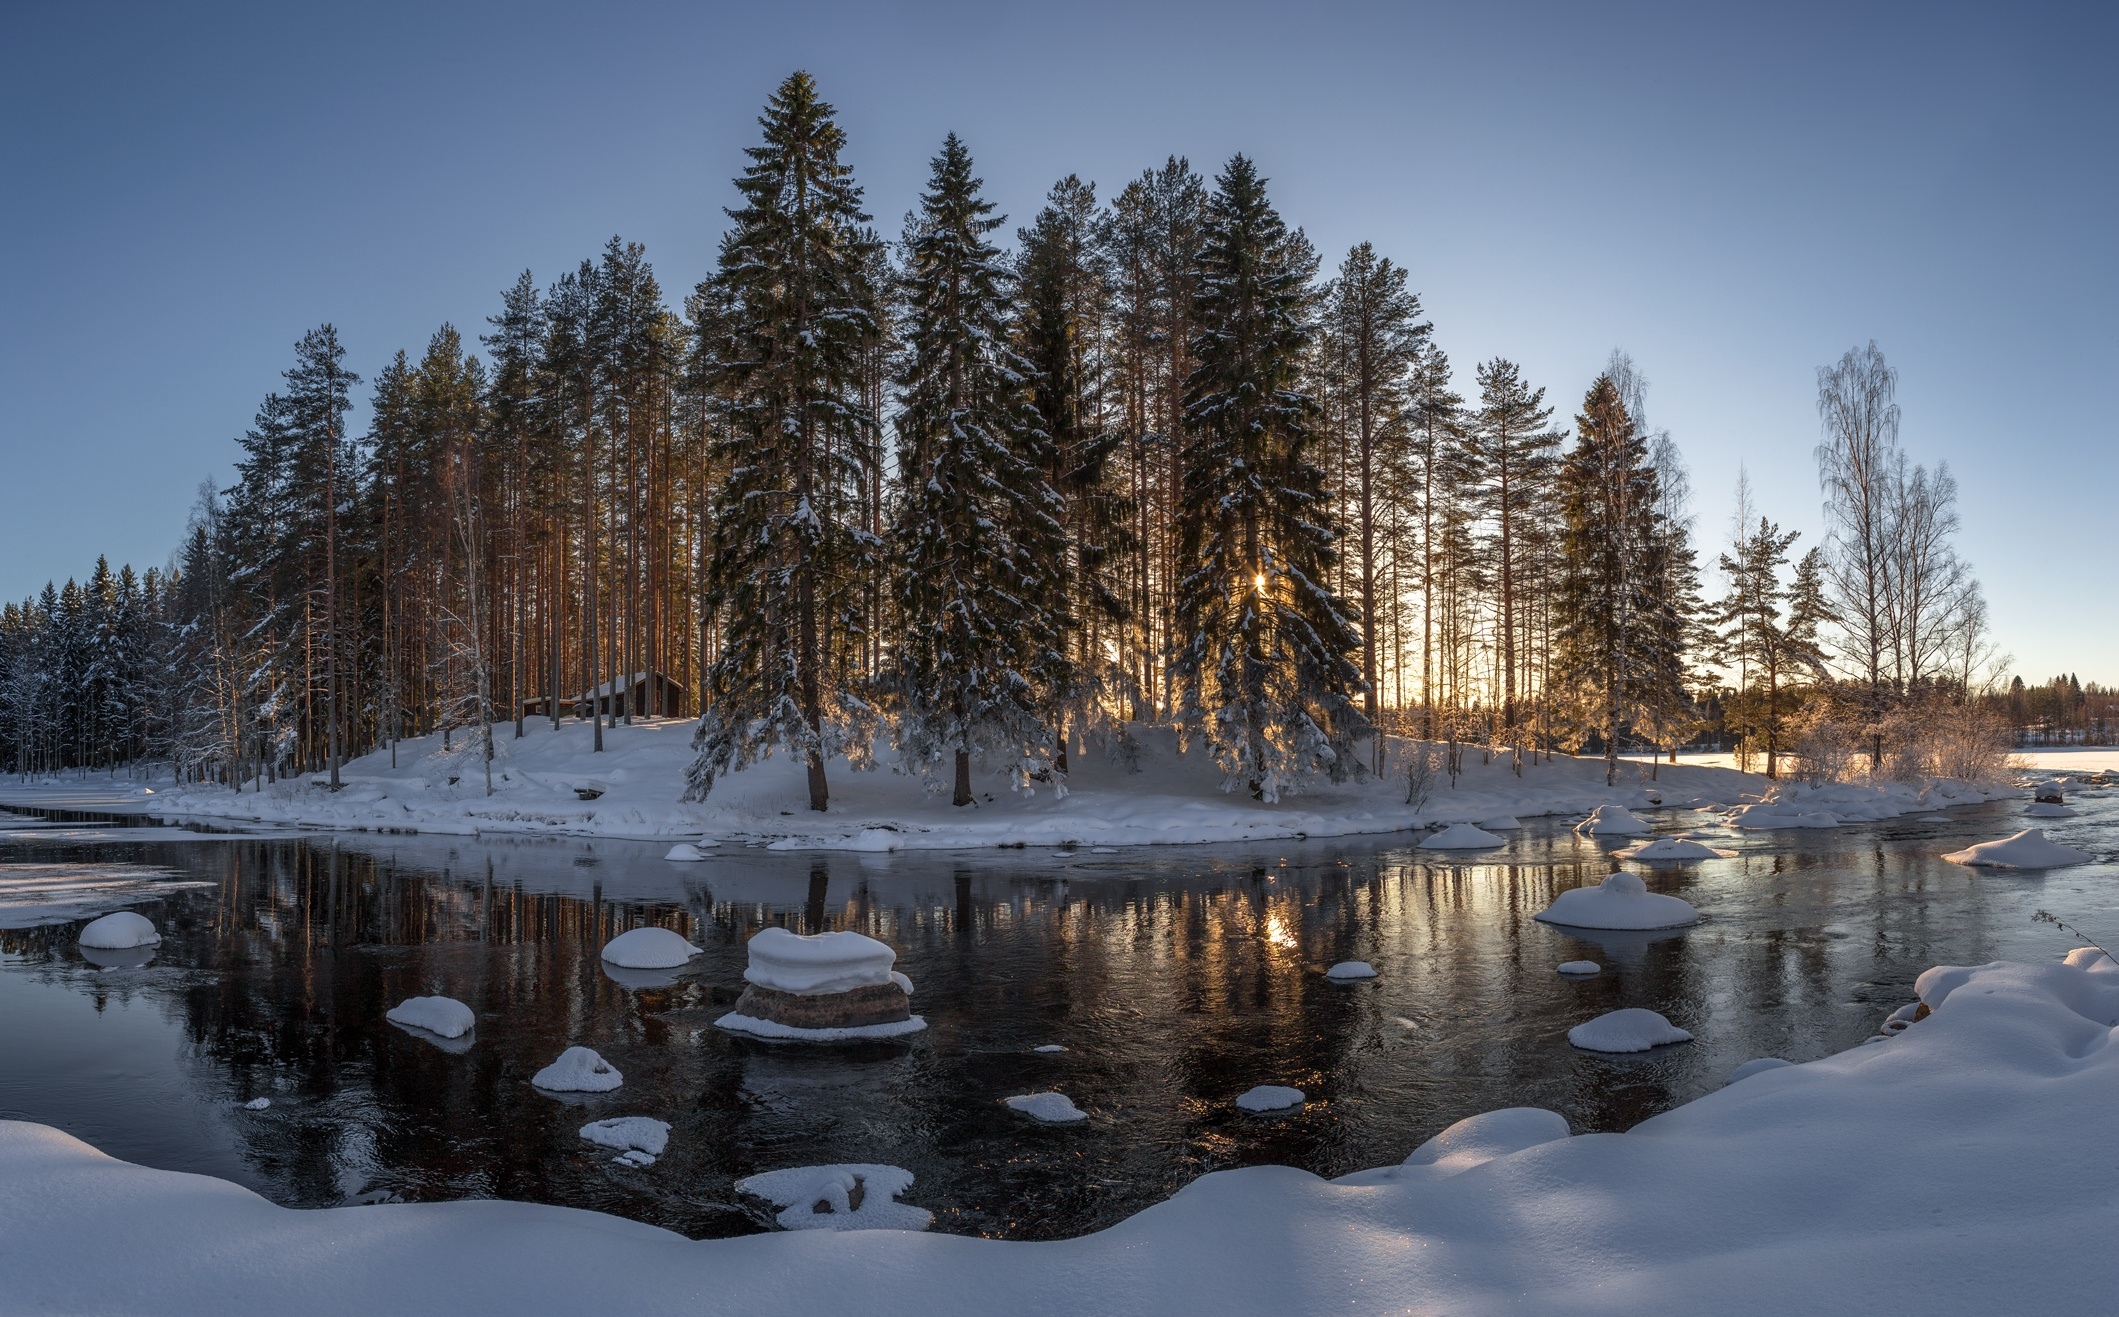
left=0, top=719, right=1777, bottom=850
left=6, top=952, right=2117, bottom=1313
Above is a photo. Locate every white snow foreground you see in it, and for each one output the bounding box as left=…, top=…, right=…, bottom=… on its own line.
left=7, top=955, right=2119, bottom=1312
left=4, top=718, right=1767, bottom=850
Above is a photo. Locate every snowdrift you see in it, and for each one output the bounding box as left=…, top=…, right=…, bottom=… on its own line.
left=1943, top=828, right=2096, bottom=869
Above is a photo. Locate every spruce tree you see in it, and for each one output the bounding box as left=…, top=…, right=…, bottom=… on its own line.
left=1174, top=156, right=1364, bottom=801
left=687, top=72, right=882, bottom=811
left=891, top=135, right=1065, bottom=805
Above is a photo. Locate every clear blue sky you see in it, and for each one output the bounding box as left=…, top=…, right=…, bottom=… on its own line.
left=4, top=1, right=2111, bottom=681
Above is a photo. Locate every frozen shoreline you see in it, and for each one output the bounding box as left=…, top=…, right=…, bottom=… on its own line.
left=4, top=953, right=2115, bottom=1313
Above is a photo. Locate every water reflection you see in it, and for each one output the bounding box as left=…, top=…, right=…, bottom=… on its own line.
left=2, top=795, right=2115, bottom=1241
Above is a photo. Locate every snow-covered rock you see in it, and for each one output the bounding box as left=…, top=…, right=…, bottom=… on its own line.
left=384, top=996, right=474, bottom=1039
left=600, top=927, right=701, bottom=970
left=1556, top=960, right=1601, bottom=976
left=1033, top=1044, right=1066, bottom=1053
left=1615, top=837, right=1731, bottom=861
left=1324, top=960, right=1377, bottom=981
left=1943, top=829, right=2095, bottom=869
left=662, top=843, right=711, bottom=861
left=241, top=1097, right=270, bottom=1111
left=1534, top=872, right=1700, bottom=930
left=531, top=1047, right=622, bottom=1093
left=2034, top=780, right=2067, bottom=804
left=2026, top=802, right=2077, bottom=818
left=742, top=927, right=898, bottom=995
left=1576, top=805, right=1652, bottom=836
left=735, top=1164, right=931, bottom=1232
left=1003, top=1092, right=1087, bottom=1123
left=76, top=911, right=160, bottom=949
left=578, top=1118, right=669, bottom=1157
left=1726, top=1057, right=1794, bottom=1085
left=1419, top=823, right=1504, bottom=850
left=1568, top=1007, right=1693, bottom=1053
left=714, top=1013, right=927, bottom=1042
left=1477, top=816, right=1522, bottom=830
left=1234, top=1085, right=1305, bottom=1113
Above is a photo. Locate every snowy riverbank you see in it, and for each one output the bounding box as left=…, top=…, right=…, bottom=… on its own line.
left=0, top=718, right=1781, bottom=849
left=5, top=951, right=2116, bottom=1314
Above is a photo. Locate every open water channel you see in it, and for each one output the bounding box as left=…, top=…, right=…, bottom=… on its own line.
left=3, top=791, right=2115, bottom=1240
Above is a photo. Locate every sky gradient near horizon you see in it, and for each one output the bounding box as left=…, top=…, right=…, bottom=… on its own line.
left=4, top=1, right=2113, bottom=682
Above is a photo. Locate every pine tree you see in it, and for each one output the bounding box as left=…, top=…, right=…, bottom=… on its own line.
left=1174, top=156, right=1364, bottom=801
left=1469, top=358, right=1560, bottom=744
left=1406, top=344, right=1467, bottom=737
left=687, top=72, right=883, bottom=812
left=890, top=135, right=1065, bottom=805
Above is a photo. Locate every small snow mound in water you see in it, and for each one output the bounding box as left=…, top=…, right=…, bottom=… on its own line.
left=1576, top=805, right=1652, bottom=836
left=77, top=911, right=160, bottom=949
left=1090, top=847, right=1119, bottom=854
left=1325, top=960, right=1378, bottom=980
left=385, top=996, right=475, bottom=1039
left=662, top=842, right=711, bottom=861
left=1478, top=816, right=1522, bottom=830
left=1235, top=1085, right=1305, bottom=1113
left=241, top=1097, right=271, bottom=1111
left=601, top=927, right=701, bottom=970
left=1421, top=823, right=1504, bottom=850
left=1726, top=1057, right=1794, bottom=1085
left=1943, top=829, right=2094, bottom=870
left=1404, top=1108, right=1570, bottom=1174
left=579, top=1117, right=668, bottom=1157
left=1918, top=815, right=1951, bottom=823
left=736, top=1164, right=931, bottom=1232
left=743, top=927, right=898, bottom=994
left=1556, top=961, right=1601, bottom=976
left=1004, top=1092, right=1087, bottom=1123
left=1616, top=837, right=1730, bottom=861
left=2026, top=802, right=2077, bottom=818
left=1033, top=1044, right=1065, bottom=1053
left=847, top=828, right=904, bottom=852
left=1569, top=1008, right=1693, bottom=1053
left=532, top=1047, right=622, bottom=1092
left=1535, top=872, right=1700, bottom=930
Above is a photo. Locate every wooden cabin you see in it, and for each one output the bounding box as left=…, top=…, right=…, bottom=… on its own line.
left=521, top=671, right=688, bottom=720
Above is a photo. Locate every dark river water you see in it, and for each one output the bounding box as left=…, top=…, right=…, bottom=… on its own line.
left=3, top=791, right=2115, bottom=1240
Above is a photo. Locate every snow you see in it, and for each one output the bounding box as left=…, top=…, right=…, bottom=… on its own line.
left=1535, top=872, right=1701, bottom=931
left=743, top=927, right=898, bottom=995
left=1419, top=822, right=1504, bottom=850
left=1477, top=816, right=1522, bottom=830
left=0, top=864, right=209, bottom=931
left=1615, top=837, right=1732, bottom=861
left=1324, top=960, right=1377, bottom=980
left=1003, top=1092, right=1087, bottom=1123
left=241, top=1098, right=271, bottom=1111
left=579, top=1118, right=669, bottom=1157
left=384, top=996, right=474, bottom=1040
left=12, top=953, right=2119, bottom=1311
left=1568, top=1007, right=1694, bottom=1053
left=1576, top=804, right=1653, bottom=836
left=0, top=719, right=1768, bottom=852
left=600, top=927, right=702, bottom=970
left=530, top=1047, right=622, bottom=1093
left=2026, top=802, right=2077, bottom=818
left=734, top=1164, right=931, bottom=1233
left=1943, top=828, right=2096, bottom=869
left=1033, top=1044, right=1066, bottom=1053
left=1726, top=1057, right=1794, bottom=1085
left=1234, top=1086, right=1305, bottom=1113
left=661, top=842, right=711, bottom=861
left=1918, top=814, right=1952, bottom=822
left=1556, top=960, right=1602, bottom=976
left=75, top=910, right=160, bottom=949
left=714, top=1014, right=927, bottom=1043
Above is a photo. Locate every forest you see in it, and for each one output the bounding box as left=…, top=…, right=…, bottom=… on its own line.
left=0, top=73, right=2016, bottom=802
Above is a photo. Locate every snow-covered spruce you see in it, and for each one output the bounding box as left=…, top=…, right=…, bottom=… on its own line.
left=715, top=928, right=924, bottom=1041
left=1235, top=1086, right=1305, bottom=1113
left=1324, top=961, right=1377, bottom=981
left=1535, top=872, right=1700, bottom=930
left=1569, top=1008, right=1693, bottom=1053
left=384, top=996, right=474, bottom=1040
left=1943, top=829, right=2094, bottom=869
left=1003, top=1092, right=1087, bottom=1124
left=734, top=1164, right=931, bottom=1233
left=600, top=927, right=701, bottom=971
left=531, top=1047, right=621, bottom=1093
left=1419, top=823, right=1504, bottom=850
left=76, top=911, right=160, bottom=949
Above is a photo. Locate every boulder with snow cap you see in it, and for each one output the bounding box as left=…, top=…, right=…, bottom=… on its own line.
left=77, top=911, right=160, bottom=950
left=1535, top=872, right=1700, bottom=930
left=735, top=1164, right=931, bottom=1232
left=716, top=927, right=924, bottom=1040
left=1576, top=805, right=1652, bottom=836
left=600, top=926, right=702, bottom=970
left=1420, top=823, right=1505, bottom=850
left=1943, top=829, right=2094, bottom=870
left=1325, top=960, right=1378, bottom=980
left=1616, top=837, right=1732, bottom=861
left=1569, top=1007, right=1693, bottom=1053
left=385, top=996, right=475, bottom=1040
left=531, top=1046, right=622, bottom=1093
